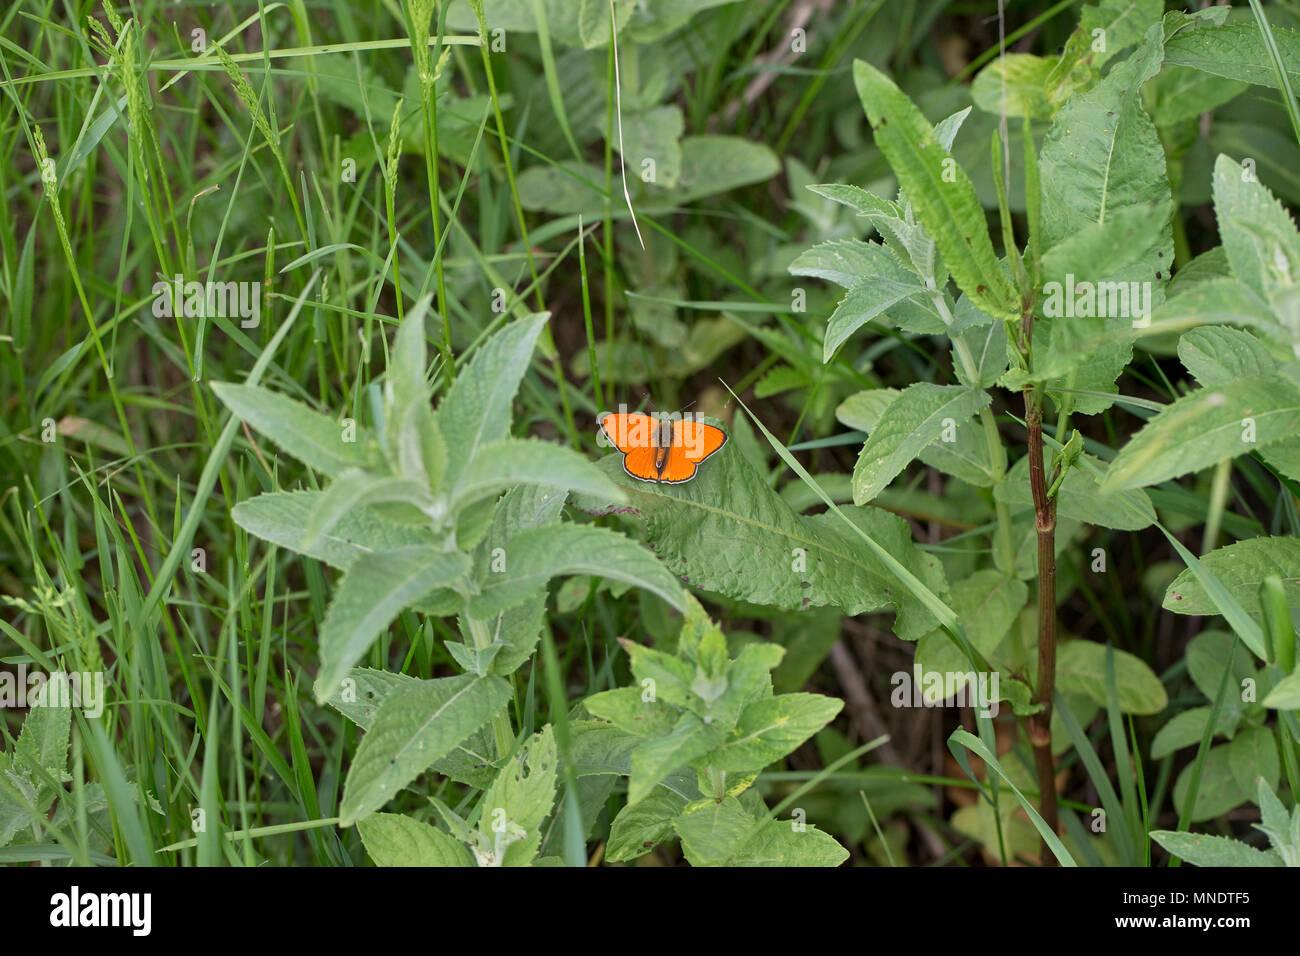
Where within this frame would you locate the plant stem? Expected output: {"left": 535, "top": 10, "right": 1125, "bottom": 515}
{"left": 1025, "top": 387, "right": 1059, "bottom": 865}
{"left": 467, "top": 617, "right": 515, "bottom": 758}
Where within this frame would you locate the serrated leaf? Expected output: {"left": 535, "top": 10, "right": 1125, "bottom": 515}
{"left": 1164, "top": 538, "right": 1300, "bottom": 617}
{"left": 314, "top": 547, "right": 471, "bottom": 703}
{"left": 1179, "top": 326, "right": 1280, "bottom": 388}
{"left": 468, "top": 523, "right": 684, "bottom": 618}
{"left": 628, "top": 714, "right": 724, "bottom": 805}
{"left": 477, "top": 725, "right": 557, "bottom": 866}
{"left": 605, "top": 788, "right": 686, "bottom": 862}
{"left": 340, "top": 674, "right": 511, "bottom": 825}
{"left": 598, "top": 443, "right": 949, "bottom": 641}
{"left": 674, "top": 795, "right": 847, "bottom": 866}
{"left": 709, "top": 694, "right": 843, "bottom": 772}
{"left": 1149, "top": 830, "right": 1282, "bottom": 867}
{"left": 451, "top": 437, "right": 625, "bottom": 510}
{"left": 358, "top": 812, "right": 474, "bottom": 866}
{"left": 852, "top": 384, "right": 991, "bottom": 504}
{"left": 852, "top": 60, "right": 1018, "bottom": 321}
{"left": 1101, "top": 375, "right": 1300, "bottom": 492}
{"left": 438, "top": 313, "right": 549, "bottom": 491}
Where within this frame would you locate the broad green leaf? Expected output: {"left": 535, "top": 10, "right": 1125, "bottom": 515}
{"left": 1039, "top": 23, "right": 1171, "bottom": 261}
{"left": 1101, "top": 374, "right": 1300, "bottom": 491}
{"left": 468, "top": 523, "right": 685, "bottom": 618}
{"left": 628, "top": 714, "right": 724, "bottom": 805}
{"left": 304, "top": 470, "right": 433, "bottom": 548}
{"left": 971, "top": 54, "right": 1055, "bottom": 119}
{"left": 1262, "top": 671, "right": 1300, "bottom": 710}
{"left": 853, "top": 384, "right": 992, "bottom": 504}
{"left": 997, "top": 449, "right": 1155, "bottom": 531}
{"left": 583, "top": 686, "right": 678, "bottom": 738}
{"left": 450, "top": 438, "right": 625, "bottom": 510}
{"left": 789, "top": 238, "right": 903, "bottom": 290}
{"left": 1055, "top": 640, "right": 1167, "bottom": 715}
{"left": 598, "top": 443, "right": 949, "bottom": 641}
{"left": 438, "top": 313, "right": 549, "bottom": 491}
{"left": 852, "top": 60, "right": 1018, "bottom": 321}
{"left": 212, "top": 381, "right": 373, "bottom": 476}
{"left": 915, "top": 571, "right": 1027, "bottom": 702}
{"left": 608, "top": 105, "right": 683, "bottom": 188}
{"left": 1149, "top": 830, "right": 1282, "bottom": 867}
{"left": 1164, "top": 538, "right": 1300, "bottom": 616}
{"left": 838, "top": 387, "right": 994, "bottom": 486}
{"left": 1165, "top": 21, "right": 1300, "bottom": 92}
{"left": 709, "top": 694, "right": 843, "bottom": 772}
{"left": 326, "top": 667, "right": 418, "bottom": 730}
{"left": 1172, "top": 744, "right": 1247, "bottom": 821}
{"left": 232, "top": 491, "right": 437, "bottom": 571}
{"left": 477, "top": 725, "right": 557, "bottom": 866}
{"left": 340, "top": 674, "right": 511, "bottom": 825}
{"left": 1179, "top": 326, "right": 1280, "bottom": 387}
{"left": 358, "top": 812, "right": 474, "bottom": 866}
{"left": 605, "top": 788, "right": 686, "bottom": 862}
{"left": 673, "top": 795, "right": 847, "bottom": 866}
{"left": 314, "top": 547, "right": 471, "bottom": 703}
{"left": 1150, "top": 706, "right": 1238, "bottom": 760}
{"left": 669, "top": 136, "right": 779, "bottom": 204}
{"left": 1227, "top": 725, "right": 1279, "bottom": 794}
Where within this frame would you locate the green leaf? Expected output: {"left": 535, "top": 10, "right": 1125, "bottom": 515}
{"left": 212, "top": 381, "right": 373, "bottom": 476}
{"left": 606, "top": 788, "right": 686, "bottom": 862}
{"left": 1149, "top": 830, "right": 1282, "bottom": 867}
{"left": 669, "top": 136, "right": 780, "bottom": 204}
{"left": 852, "top": 60, "right": 1018, "bottom": 321}
{"left": 673, "top": 795, "right": 848, "bottom": 866}
{"left": 1039, "top": 23, "right": 1171, "bottom": 257}
{"left": 358, "top": 812, "right": 474, "bottom": 866}
{"left": 1212, "top": 153, "right": 1300, "bottom": 332}
{"left": 709, "top": 694, "right": 843, "bottom": 772}
{"left": 628, "top": 714, "right": 724, "bottom": 805}
{"left": 608, "top": 105, "right": 683, "bottom": 188}
{"left": 599, "top": 442, "right": 949, "bottom": 641}
{"left": 438, "top": 313, "right": 549, "bottom": 491}
{"left": 1178, "top": 327, "right": 1280, "bottom": 388}
{"left": 1055, "top": 640, "right": 1167, "bottom": 715}
{"left": 340, "top": 674, "right": 511, "bottom": 825}
{"left": 451, "top": 438, "right": 625, "bottom": 510}
{"left": 1165, "top": 22, "right": 1300, "bottom": 92}
{"left": 326, "top": 667, "right": 417, "bottom": 730}
{"left": 852, "top": 384, "right": 992, "bottom": 504}
{"left": 304, "top": 470, "right": 433, "bottom": 549}
{"left": 314, "top": 547, "right": 471, "bottom": 703}
{"left": 584, "top": 686, "right": 678, "bottom": 738}
{"left": 1263, "top": 671, "right": 1300, "bottom": 710}
{"left": 232, "top": 491, "right": 437, "bottom": 571}
{"left": 915, "top": 571, "right": 1027, "bottom": 702}
{"left": 1227, "top": 726, "right": 1279, "bottom": 794}
{"left": 1173, "top": 744, "right": 1247, "bottom": 821}
{"left": 971, "top": 54, "right": 1055, "bottom": 119}
{"left": 1151, "top": 706, "right": 1238, "bottom": 760}
{"left": 476, "top": 725, "right": 558, "bottom": 866}
{"left": 1164, "top": 538, "right": 1300, "bottom": 617}
{"left": 468, "top": 523, "right": 685, "bottom": 618}
{"left": 1101, "top": 374, "right": 1300, "bottom": 492}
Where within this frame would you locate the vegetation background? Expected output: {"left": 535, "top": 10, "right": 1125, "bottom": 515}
{"left": 2, "top": 0, "right": 1299, "bottom": 867}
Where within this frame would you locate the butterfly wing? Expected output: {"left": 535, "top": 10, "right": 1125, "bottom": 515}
{"left": 598, "top": 412, "right": 663, "bottom": 482}
{"left": 658, "top": 419, "right": 727, "bottom": 484}
{"left": 597, "top": 411, "right": 657, "bottom": 454}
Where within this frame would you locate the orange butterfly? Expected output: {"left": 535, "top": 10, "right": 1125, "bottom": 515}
{"left": 597, "top": 411, "right": 727, "bottom": 484}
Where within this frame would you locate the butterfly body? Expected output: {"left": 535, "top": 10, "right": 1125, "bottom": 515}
{"left": 598, "top": 411, "right": 727, "bottom": 484}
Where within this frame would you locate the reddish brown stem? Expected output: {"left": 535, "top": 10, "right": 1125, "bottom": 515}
{"left": 1025, "top": 391, "right": 1059, "bottom": 866}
